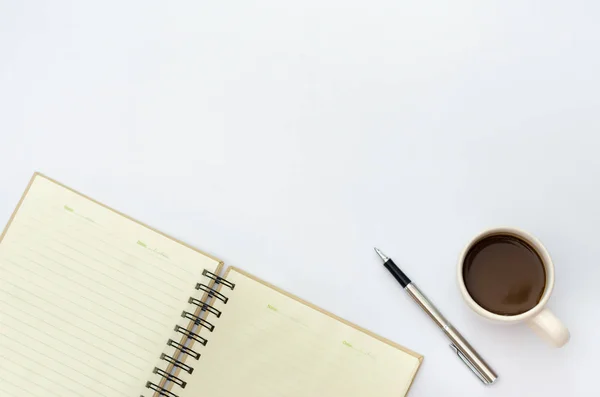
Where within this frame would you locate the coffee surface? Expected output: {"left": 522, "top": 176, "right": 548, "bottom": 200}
{"left": 463, "top": 234, "right": 546, "bottom": 315}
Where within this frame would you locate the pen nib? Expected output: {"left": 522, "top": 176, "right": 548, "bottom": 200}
{"left": 374, "top": 247, "right": 390, "bottom": 263}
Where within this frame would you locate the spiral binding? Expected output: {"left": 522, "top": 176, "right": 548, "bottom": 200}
{"left": 174, "top": 325, "right": 208, "bottom": 346}
{"left": 142, "top": 269, "right": 235, "bottom": 397}
{"left": 181, "top": 311, "right": 215, "bottom": 332}
{"left": 160, "top": 353, "right": 194, "bottom": 374}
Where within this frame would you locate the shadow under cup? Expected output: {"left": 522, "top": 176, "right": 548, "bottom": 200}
{"left": 461, "top": 233, "right": 547, "bottom": 317}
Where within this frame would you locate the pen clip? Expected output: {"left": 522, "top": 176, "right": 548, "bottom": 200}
{"left": 449, "top": 344, "right": 491, "bottom": 385}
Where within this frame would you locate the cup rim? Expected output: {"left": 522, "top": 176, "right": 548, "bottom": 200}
{"left": 457, "top": 227, "right": 555, "bottom": 323}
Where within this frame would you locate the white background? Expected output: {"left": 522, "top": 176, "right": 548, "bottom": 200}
{"left": 1, "top": 1, "right": 598, "bottom": 396}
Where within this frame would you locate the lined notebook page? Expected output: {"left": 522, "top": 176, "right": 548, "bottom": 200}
{"left": 0, "top": 174, "right": 221, "bottom": 397}
{"left": 179, "top": 268, "right": 422, "bottom": 397}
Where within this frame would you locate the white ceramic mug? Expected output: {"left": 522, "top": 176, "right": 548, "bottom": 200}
{"left": 457, "top": 227, "right": 570, "bottom": 348}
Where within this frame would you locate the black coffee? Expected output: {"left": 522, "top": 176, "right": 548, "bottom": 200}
{"left": 463, "top": 234, "right": 546, "bottom": 316}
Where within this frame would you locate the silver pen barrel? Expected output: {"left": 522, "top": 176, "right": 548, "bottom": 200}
{"left": 405, "top": 283, "right": 498, "bottom": 385}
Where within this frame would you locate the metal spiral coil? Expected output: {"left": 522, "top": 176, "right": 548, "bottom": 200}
{"left": 202, "top": 269, "right": 236, "bottom": 289}
{"left": 142, "top": 269, "right": 235, "bottom": 397}
{"left": 195, "top": 283, "right": 229, "bottom": 304}
{"left": 160, "top": 353, "right": 194, "bottom": 374}
{"left": 174, "top": 325, "right": 208, "bottom": 346}
{"left": 181, "top": 311, "right": 215, "bottom": 331}
{"left": 166, "top": 338, "right": 200, "bottom": 361}
{"left": 145, "top": 381, "right": 178, "bottom": 397}
{"left": 153, "top": 367, "right": 186, "bottom": 388}
{"left": 188, "top": 297, "right": 222, "bottom": 318}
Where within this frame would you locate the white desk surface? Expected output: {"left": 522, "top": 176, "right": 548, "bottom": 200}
{"left": 1, "top": 2, "right": 598, "bottom": 396}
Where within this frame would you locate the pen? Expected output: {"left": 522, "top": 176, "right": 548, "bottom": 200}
{"left": 374, "top": 247, "right": 498, "bottom": 385}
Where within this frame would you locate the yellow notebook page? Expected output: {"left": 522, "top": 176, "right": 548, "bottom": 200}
{"left": 0, "top": 174, "right": 221, "bottom": 397}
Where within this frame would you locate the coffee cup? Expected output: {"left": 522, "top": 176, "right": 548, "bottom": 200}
{"left": 457, "top": 227, "right": 570, "bottom": 347}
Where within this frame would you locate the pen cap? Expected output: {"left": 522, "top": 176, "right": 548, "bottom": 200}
{"left": 447, "top": 327, "right": 498, "bottom": 385}
{"left": 405, "top": 284, "right": 497, "bottom": 385}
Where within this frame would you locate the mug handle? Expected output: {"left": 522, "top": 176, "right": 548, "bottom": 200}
{"left": 527, "top": 308, "right": 570, "bottom": 347}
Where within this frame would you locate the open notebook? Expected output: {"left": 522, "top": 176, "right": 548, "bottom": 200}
{"left": 0, "top": 173, "right": 422, "bottom": 397}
